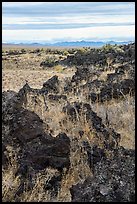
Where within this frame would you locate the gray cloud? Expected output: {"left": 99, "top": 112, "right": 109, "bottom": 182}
{"left": 3, "top": 22, "right": 134, "bottom": 30}
{"left": 2, "top": 2, "right": 135, "bottom": 17}
{"left": 2, "top": 2, "right": 135, "bottom": 43}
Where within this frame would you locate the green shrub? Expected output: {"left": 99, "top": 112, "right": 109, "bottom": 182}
{"left": 40, "top": 56, "right": 58, "bottom": 68}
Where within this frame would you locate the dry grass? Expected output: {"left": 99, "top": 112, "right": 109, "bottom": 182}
{"left": 2, "top": 68, "right": 75, "bottom": 92}
{"left": 2, "top": 113, "right": 95, "bottom": 202}
{"left": 2, "top": 46, "right": 62, "bottom": 70}
{"left": 2, "top": 46, "right": 135, "bottom": 202}
{"left": 20, "top": 168, "right": 59, "bottom": 202}
{"left": 54, "top": 65, "right": 64, "bottom": 73}
{"left": 2, "top": 146, "right": 20, "bottom": 202}
{"left": 91, "top": 95, "right": 135, "bottom": 149}
{"left": 57, "top": 115, "right": 94, "bottom": 201}
{"left": 98, "top": 69, "right": 115, "bottom": 81}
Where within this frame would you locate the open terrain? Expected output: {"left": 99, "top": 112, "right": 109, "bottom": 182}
{"left": 2, "top": 43, "right": 135, "bottom": 202}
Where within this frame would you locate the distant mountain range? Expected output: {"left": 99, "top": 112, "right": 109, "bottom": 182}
{"left": 3, "top": 40, "right": 134, "bottom": 47}
{"left": 52, "top": 40, "right": 134, "bottom": 47}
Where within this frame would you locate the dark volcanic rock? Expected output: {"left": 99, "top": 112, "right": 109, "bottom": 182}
{"left": 2, "top": 43, "right": 135, "bottom": 202}
{"left": 48, "top": 94, "right": 67, "bottom": 102}
{"left": 99, "top": 78, "right": 135, "bottom": 102}
{"left": 62, "top": 103, "right": 77, "bottom": 121}
{"left": 63, "top": 102, "right": 121, "bottom": 149}
{"left": 64, "top": 81, "right": 73, "bottom": 93}
{"left": 71, "top": 67, "right": 89, "bottom": 83}
{"left": 83, "top": 103, "right": 121, "bottom": 149}
{"left": 70, "top": 147, "right": 135, "bottom": 202}
{"left": 44, "top": 173, "right": 62, "bottom": 198}
{"left": 42, "top": 75, "right": 59, "bottom": 94}
{"left": 88, "top": 92, "right": 97, "bottom": 102}
{"left": 11, "top": 107, "right": 44, "bottom": 143}
{"left": 115, "top": 64, "right": 129, "bottom": 74}
{"left": 82, "top": 142, "right": 106, "bottom": 171}
{"left": 107, "top": 73, "right": 123, "bottom": 83}
{"left": 26, "top": 132, "right": 70, "bottom": 171}
{"left": 2, "top": 89, "right": 70, "bottom": 173}
{"left": 2, "top": 143, "right": 8, "bottom": 168}
{"left": 120, "top": 78, "right": 135, "bottom": 95}
{"left": 18, "top": 82, "right": 32, "bottom": 96}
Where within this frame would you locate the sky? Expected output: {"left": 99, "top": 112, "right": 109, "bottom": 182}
{"left": 2, "top": 2, "right": 135, "bottom": 43}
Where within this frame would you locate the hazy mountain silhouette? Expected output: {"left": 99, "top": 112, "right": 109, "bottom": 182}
{"left": 3, "top": 40, "right": 133, "bottom": 47}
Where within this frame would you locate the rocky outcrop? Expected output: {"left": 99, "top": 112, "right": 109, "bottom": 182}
{"left": 99, "top": 78, "right": 135, "bottom": 102}
{"left": 41, "top": 75, "right": 59, "bottom": 94}
{"left": 2, "top": 87, "right": 70, "bottom": 172}
{"left": 63, "top": 102, "right": 121, "bottom": 150}
{"left": 11, "top": 107, "right": 44, "bottom": 143}
{"left": 2, "top": 87, "right": 71, "bottom": 201}
{"left": 88, "top": 78, "right": 135, "bottom": 102}
{"left": 2, "top": 43, "right": 135, "bottom": 202}
{"left": 63, "top": 43, "right": 135, "bottom": 103}
{"left": 70, "top": 147, "right": 135, "bottom": 202}
{"left": 61, "top": 43, "right": 135, "bottom": 67}
{"left": 71, "top": 67, "right": 90, "bottom": 83}
{"left": 48, "top": 94, "right": 67, "bottom": 102}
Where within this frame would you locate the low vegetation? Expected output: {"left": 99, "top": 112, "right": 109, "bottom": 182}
{"left": 2, "top": 43, "right": 135, "bottom": 202}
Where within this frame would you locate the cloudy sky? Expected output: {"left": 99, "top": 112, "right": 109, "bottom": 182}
{"left": 2, "top": 2, "right": 135, "bottom": 43}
